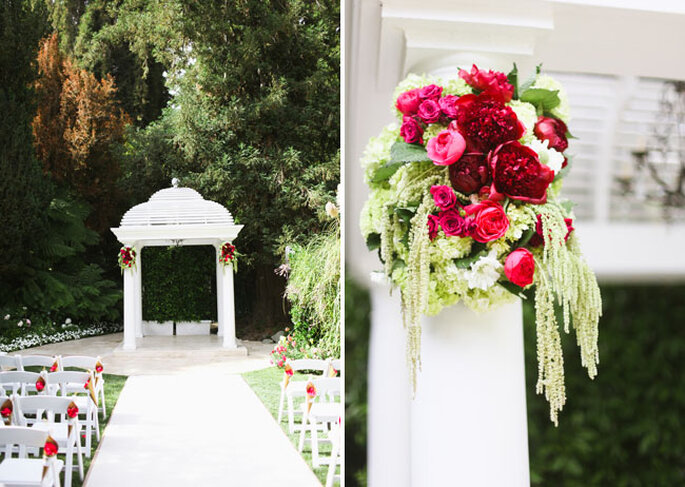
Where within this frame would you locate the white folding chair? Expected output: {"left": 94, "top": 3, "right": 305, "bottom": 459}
{"left": 0, "top": 354, "right": 21, "bottom": 372}
{"left": 298, "top": 377, "right": 341, "bottom": 468}
{"left": 59, "top": 356, "right": 107, "bottom": 419}
{"left": 326, "top": 420, "right": 342, "bottom": 487}
{"left": 45, "top": 371, "right": 99, "bottom": 457}
{"left": 277, "top": 358, "right": 331, "bottom": 434}
{"left": 327, "top": 358, "right": 341, "bottom": 377}
{"left": 12, "top": 395, "right": 84, "bottom": 487}
{"left": 17, "top": 355, "right": 59, "bottom": 372}
{"left": 0, "top": 371, "right": 41, "bottom": 396}
{"left": 0, "top": 426, "right": 63, "bottom": 487}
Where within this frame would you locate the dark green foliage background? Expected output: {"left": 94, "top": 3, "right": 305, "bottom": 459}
{"left": 344, "top": 282, "right": 685, "bottom": 486}
{"left": 141, "top": 246, "right": 217, "bottom": 322}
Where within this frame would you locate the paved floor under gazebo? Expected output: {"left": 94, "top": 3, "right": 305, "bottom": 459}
{"left": 20, "top": 336, "right": 321, "bottom": 487}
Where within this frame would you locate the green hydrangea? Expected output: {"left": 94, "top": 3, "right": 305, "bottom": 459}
{"left": 361, "top": 123, "right": 399, "bottom": 184}
{"left": 360, "top": 188, "right": 393, "bottom": 238}
{"left": 532, "top": 75, "right": 570, "bottom": 122}
{"left": 422, "top": 123, "right": 447, "bottom": 145}
{"left": 509, "top": 100, "right": 538, "bottom": 144}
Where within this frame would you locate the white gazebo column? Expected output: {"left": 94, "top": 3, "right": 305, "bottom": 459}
{"left": 218, "top": 259, "right": 237, "bottom": 348}
{"left": 122, "top": 257, "right": 138, "bottom": 351}
{"left": 215, "top": 244, "right": 225, "bottom": 337}
{"left": 134, "top": 246, "right": 143, "bottom": 338}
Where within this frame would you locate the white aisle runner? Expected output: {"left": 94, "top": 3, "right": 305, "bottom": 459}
{"left": 85, "top": 374, "right": 321, "bottom": 487}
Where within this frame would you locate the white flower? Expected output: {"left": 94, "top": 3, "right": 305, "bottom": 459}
{"left": 527, "top": 139, "right": 564, "bottom": 175}
{"left": 325, "top": 201, "right": 339, "bottom": 219}
{"left": 26, "top": 319, "right": 31, "bottom": 325}
{"left": 17, "top": 321, "right": 22, "bottom": 327}
{"left": 65, "top": 318, "right": 72, "bottom": 325}
{"left": 3, "top": 314, "right": 9, "bottom": 320}
{"left": 463, "top": 252, "right": 503, "bottom": 291}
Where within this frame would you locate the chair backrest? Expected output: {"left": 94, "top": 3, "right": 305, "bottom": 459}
{"left": 0, "top": 355, "right": 20, "bottom": 371}
{"left": 288, "top": 358, "right": 331, "bottom": 374}
{"left": 0, "top": 425, "right": 48, "bottom": 449}
{"left": 18, "top": 355, "right": 55, "bottom": 370}
{"left": 0, "top": 371, "right": 40, "bottom": 386}
{"left": 311, "top": 377, "right": 341, "bottom": 401}
{"left": 15, "top": 395, "right": 75, "bottom": 416}
{"left": 46, "top": 371, "right": 90, "bottom": 388}
{"left": 328, "top": 359, "right": 341, "bottom": 376}
{"left": 60, "top": 356, "right": 98, "bottom": 370}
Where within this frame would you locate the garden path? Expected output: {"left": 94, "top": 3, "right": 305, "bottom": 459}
{"left": 21, "top": 334, "right": 321, "bottom": 487}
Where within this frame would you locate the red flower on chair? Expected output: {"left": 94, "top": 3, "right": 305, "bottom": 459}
{"left": 306, "top": 382, "right": 317, "bottom": 399}
{"left": 1, "top": 407, "right": 11, "bottom": 418}
{"left": 35, "top": 377, "right": 45, "bottom": 392}
{"left": 67, "top": 403, "right": 79, "bottom": 419}
{"left": 44, "top": 437, "right": 59, "bottom": 457}
{"left": 84, "top": 378, "right": 90, "bottom": 390}
{"left": 95, "top": 361, "right": 104, "bottom": 373}
{"left": 284, "top": 364, "right": 294, "bottom": 377}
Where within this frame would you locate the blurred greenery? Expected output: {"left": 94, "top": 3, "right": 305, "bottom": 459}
{"left": 344, "top": 282, "right": 685, "bottom": 486}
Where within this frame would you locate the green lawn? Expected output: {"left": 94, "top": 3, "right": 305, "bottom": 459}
{"left": 243, "top": 367, "right": 339, "bottom": 486}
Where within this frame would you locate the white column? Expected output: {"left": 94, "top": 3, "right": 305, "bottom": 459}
{"left": 215, "top": 244, "right": 224, "bottom": 337}
{"left": 410, "top": 300, "right": 530, "bottom": 487}
{"left": 367, "top": 280, "right": 411, "bottom": 487}
{"left": 219, "top": 263, "right": 237, "bottom": 348}
{"left": 135, "top": 247, "right": 143, "bottom": 338}
{"left": 122, "top": 265, "right": 137, "bottom": 351}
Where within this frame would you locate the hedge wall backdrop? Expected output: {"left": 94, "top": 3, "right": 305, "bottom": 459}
{"left": 344, "top": 283, "right": 685, "bottom": 486}
{"left": 141, "top": 246, "right": 216, "bottom": 323}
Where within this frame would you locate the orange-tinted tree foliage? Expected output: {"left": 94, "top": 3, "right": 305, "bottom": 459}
{"left": 33, "top": 33, "right": 131, "bottom": 232}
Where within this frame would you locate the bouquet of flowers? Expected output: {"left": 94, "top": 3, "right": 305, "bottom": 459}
{"left": 360, "top": 64, "right": 601, "bottom": 424}
{"left": 118, "top": 246, "right": 136, "bottom": 272}
{"left": 219, "top": 242, "right": 239, "bottom": 271}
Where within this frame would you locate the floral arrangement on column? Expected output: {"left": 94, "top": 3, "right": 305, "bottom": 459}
{"left": 219, "top": 242, "right": 239, "bottom": 271}
{"left": 360, "top": 64, "right": 601, "bottom": 424}
{"left": 118, "top": 246, "right": 136, "bottom": 272}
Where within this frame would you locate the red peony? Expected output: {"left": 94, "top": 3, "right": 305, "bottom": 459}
{"left": 458, "top": 65, "right": 515, "bottom": 103}
{"left": 67, "top": 405, "right": 79, "bottom": 418}
{"left": 418, "top": 84, "right": 443, "bottom": 101}
{"left": 454, "top": 95, "right": 525, "bottom": 152}
{"left": 426, "top": 129, "right": 466, "bottom": 166}
{"left": 395, "top": 88, "right": 422, "bottom": 115}
{"left": 489, "top": 141, "right": 555, "bottom": 204}
{"left": 438, "top": 95, "right": 459, "bottom": 119}
{"left": 427, "top": 214, "right": 440, "bottom": 240}
{"left": 448, "top": 153, "right": 490, "bottom": 195}
{"left": 417, "top": 99, "right": 441, "bottom": 124}
{"left": 534, "top": 116, "right": 569, "bottom": 153}
{"left": 438, "top": 209, "right": 473, "bottom": 238}
{"left": 400, "top": 116, "right": 424, "bottom": 144}
{"left": 464, "top": 200, "right": 509, "bottom": 243}
{"left": 504, "top": 248, "right": 536, "bottom": 287}
{"left": 430, "top": 185, "right": 457, "bottom": 210}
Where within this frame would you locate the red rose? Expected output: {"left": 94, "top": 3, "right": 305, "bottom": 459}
{"left": 49, "top": 363, "right": 57, "bottom": 372}
{"left": 458, "top": 65, "right": 515, "bottom": 102}
{"left": 489, "top": 141, "right": 555, "bottom": 204}
{"left": 35, "top": 379, "right": 45, "bottom": 392}
{"left": 84, "top": 379, "right": 90, "bottom": 390}
{"left": 448, "top": 153, "right": 490, "bottom": 195}
{"left": 284, "top": 364, "right": 294, "bottom": 377}
{"left": 418, "top": 84, "right": 443, "bottom": 101}
{"left": 464, "top": 200, "right": 509, "bottom": 243}
{"left": 427, "top": 214, "right": 440, "bottom": 240}
{"left": 504, "top": 248, "right": 535, "bottom": 287}
{"left": 306, "top": 383, "right": 317, "bottom": 398}
{"left": 455, "top": 94, "right": 525, "bottom": 152}
{"left": 0, "top": 407, "right": 11, "bottom": 418}
{"left": 417, "top": 99, "right": 441, "bottom": 124}
{"left": 67, "top": 405, "right": 79, "bottom": 418}
{"left": 426, "top": 129, "right": 466, "bottom": 166}
{"left": 400, "top": 116, "right": 424, "bottom": 144}
{"left": 529, "top": 216, "right": 574, "bottom": 247}
{"left": 534, "top": 116, "right": 569, "bottom": 153}
{"left": 396, "top": 88, "right": 421, "bottom": 115}
{"left": 438, "top": 95, "right": 459, "bottom": 119}
{"left": 430, "top": 185, "right": 457, "bottom": 210}
{"left": 44, "top": 438, "right": 59, "bottom": 457}
{"left": 96, "top": 364, "right": 103, "bottom": 373}
{"left": 438, "top": 209, "right": 473, "bottom": 238}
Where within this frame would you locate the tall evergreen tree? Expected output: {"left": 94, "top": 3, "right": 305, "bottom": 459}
{"left": 0, "top": 0, "right": 51, "bottom": 294}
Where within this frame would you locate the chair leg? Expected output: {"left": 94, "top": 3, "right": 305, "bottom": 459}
{"left": 326, "top": 432, "right": 339, "bottom": 487}
{"left": 277, "top": 388, "right": 285, "bottom": 424}
{"left": 100, "top": 386, "right": 107, "bottom": 420}
{"left": 298, "top": 411, "right": 308, "bottom": 452}
{"left": 93, "top": 406, "right": 100, "bottom": 441}
{"left": 287, "top": 395, "right": 295, "bottom": 434}
{"left": 84, "top": 413, "right": 92, "bottom": 457}
{"left": 65, "top": 442, "right": 73, "bottom": 487}
{"left": 75, "top": 425, "right": 84, "bottom": 480}
{"left": 310, "top": 416, "right": 319, "bottom": 468}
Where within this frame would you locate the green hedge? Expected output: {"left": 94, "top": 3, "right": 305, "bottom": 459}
{"left": 141, "top": 246, "right": 216, "bottom": 322}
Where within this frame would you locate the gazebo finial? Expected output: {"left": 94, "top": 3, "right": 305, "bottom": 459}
{"left": 172, "top": 177, "right": 180, "bottom": 188}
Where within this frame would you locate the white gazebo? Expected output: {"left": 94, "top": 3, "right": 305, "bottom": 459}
{"left": 111, "top": 179, "right": 243, "bottom": 351}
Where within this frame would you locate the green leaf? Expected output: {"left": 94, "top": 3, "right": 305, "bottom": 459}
{"left": 519, "top": 63, "right": 542, "bottom": 94}
{"left": 394, "top": 205, "right": 418, "bottom": 224}
{"left": 389, "top": 141, "right": 432, "bottom": 164}
{"left": 370, "top": 161, "right": 405, "bottom": 184}
{"left": 453, "top": 242, "right": 487, "bottom": 269}
{"left": 520, "top": 88, "right": 560, "bottom": 113}
{"left": 559, "top": 200, "right": 576, "bottom": 214}
{"left": 365, "top": 233, "right": 381, "bottom": 251}
{"left": 515, "top": 227, "right": 535, "bottom": 249}
{"left": 507, "top": 63, "right": 519, "bottom": 99}
{"left": 499, "top": 280, "right": 528, "bottom": 299}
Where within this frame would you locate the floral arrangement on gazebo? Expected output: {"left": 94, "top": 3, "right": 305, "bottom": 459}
{"left": 361, "top": 64, "right": 601, "bottom": 424}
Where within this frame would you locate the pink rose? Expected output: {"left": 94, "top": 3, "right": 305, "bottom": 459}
{"left": 430, "top": 185, "right": 457, "bottom": 210}
{"left": 504, "top": 248, "right": 535, "bottom": 287}
{"left": 400, "top": 116, "right": 424, "bottom": 144}
{"left": 419, "top": 84, "right": 443, "bottom": 101}
{"left": 426, "top": 129, "right": 466, "bottom": 166}
{"left": 464, "top": 200, "right": 509, "bottom": 243}
{"left": 396, "top": 89, "right": 422, "bottom": 115}
{"left": 427, "top": 214, "right": 440, "bottom": 240}
{"left": 438, "top": 209, "right": 473, "bottom": 238}
{"left": 438, "top": 95, "right": 459, "bottom": 119}
{"left": 417, "top": 99, "right": 441, "bottom": 124}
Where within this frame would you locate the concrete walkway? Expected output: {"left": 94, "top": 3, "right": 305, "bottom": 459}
{"left": 19, "top": 334, "right": 321, "bottom": 487}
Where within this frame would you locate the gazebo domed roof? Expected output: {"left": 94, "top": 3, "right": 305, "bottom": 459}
{"left": 120, "top": 186, "right": 234, "bottom": 227}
